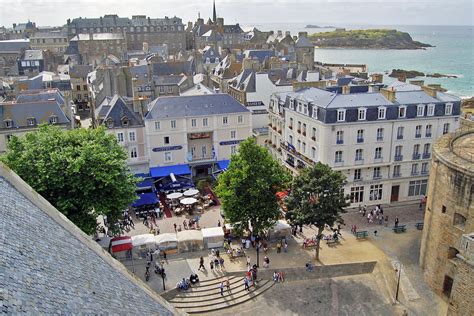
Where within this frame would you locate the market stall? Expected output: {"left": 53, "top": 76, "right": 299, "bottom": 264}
{"left": 131, "top": 234, "right": 156, "bottom": 250}
{"left": 267, "top": 220, "right": 292, "bottom": 241}
{"left": 202, "top": 227, "right": 225, "bottom": 249}
{"left": 177, "top": 230, "right": 204, "bottom": 253}
{"left": 155, "top": 233, "right": 178, "bottom": 254}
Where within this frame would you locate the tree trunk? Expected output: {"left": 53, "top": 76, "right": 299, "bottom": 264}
{"left": 315, "top": 226, "right": 323, "bottom": 261}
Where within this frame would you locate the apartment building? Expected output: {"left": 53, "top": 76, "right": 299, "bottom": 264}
{"left": 268, "top": 83, "right": 461, "bottom": 206}
{"left": 144, "top": 94, "right": 252, "bottom": 177}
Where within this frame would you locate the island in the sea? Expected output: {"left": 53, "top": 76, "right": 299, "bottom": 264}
{"left": 389, "top": 69, "right": 458, "bottom": 79}
{"left": 305, "top": 24, "right": 336, "bottom": 29}
{"left": 308, "top": 29, "right": 433, "bottom": 49}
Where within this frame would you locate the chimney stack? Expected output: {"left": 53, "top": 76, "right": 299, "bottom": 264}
{"left": 397, "top": 73, "right": 406, "bottom": 82}
{"left": 380, "top": 87, "right": 396, "bottom": 102}
{"left": 409, "top": 80, "right": 424, "bottom": 87}
{"left": 298, "top": 31, "right": 308, "bottom": 38}
{"left": 342, "top": 85, "right": 350, "bottom": 94}
{"left": 421, "top": 85, "right": 438, "bottom": 98}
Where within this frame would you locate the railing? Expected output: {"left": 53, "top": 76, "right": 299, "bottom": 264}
{"left": 412, "top": 154, "right": 421, "bottom": 160}
{"left": 377, "top": 137, "right": 383, "bottom": 141}
{"left": 336, "top": 139, "right": 344, "bottom": 145}
{"left": 392, "top": 173, "right": 401, "bottom": 178}
{"left": 357, "top": 138, "right": 364, "bottom": 143}
{"left": 411, "top": 171, "right": 419, "bottom": 176}
{"left": 415, "top": 134, "right": 421, "bottom": 139}
{"left": 334, "top": 160, "right": 344, "bottom": 167}
{"left": 394, "top": 155, "right": 403, "bottom": 162}
{"left": 422, "top": 153, "right": 431, "bottom": 159}
{"left": 355, "top": 159, "right": 364, "bottom": 165}
{"left": 280, "top": 141, "right": 315, "bottom": 166}
{"left": 425, "top": 133, "right": 432, "bottom": 137}
{"left": 374, "top": 157, "right": 383, "bottom": 163}
{"left": 421, "top": 170, "right": 429, "bottom": 175}
{"left": 373, "top": 175, "right": 382, "bottom": 180}
{"left": 354, "top": 177, "right": 363, "bottom": 182}
{"left": 397, "top": 135, "right": 403, "bottom": 140}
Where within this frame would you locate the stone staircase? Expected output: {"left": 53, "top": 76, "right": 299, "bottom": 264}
{"left": 166, "top": 275, "right": 274, "bottom": 314}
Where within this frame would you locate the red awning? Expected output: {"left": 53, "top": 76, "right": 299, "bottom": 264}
{"left": 276, "top": 191, "right": 288, "bottom": 200}
{"left": 111, "top": 236, "right": 133, "bottom": 253}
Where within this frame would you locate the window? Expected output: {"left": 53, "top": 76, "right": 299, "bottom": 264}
{"left": 117, "top": 133, "right": 124, "bottom": 142}
{"left": 413, "top": 144, "right": 420, "bottom": 155}
{"left": 201, "top": 146, "right": 207, "bottom": 158}
{"left": 355, "top": 149, "right": 363, "bottom": 161}
{"left": 427, "top": 104, "right": 435, "bottom": 116}
{"left": 453, "top": 213, "right": 466, "bottom": 229}
{"left": 350, "top": 186, "right": 364, "bottom": 203}
{"left": 337, "top": 109, "right": 346, "bottom": 122}
{"left": 288, "top": 135, "right": 293, "bottom": 145}
{"left": 223, "top": 116, "right": 228, "bottom": 125}
{"left": 4, "top": 119, "right": 13, "bottom": 128}
{"left": 378, "top": 107, "right": 386, "bottom": 119}
{"left": 191, "top": 119, "right": 196, "bottom": 127}
{"left": 354, "top": 169, "right": 362, "bottom": 181}
{"left": 231, "top": 145, "right": 237, "bottom": 154}
{"left": 369, "top": 184, "right": 383, "bottom": 200}
{"left": 5, "top": 134, "right": 13, "bottom": 142}
{"left": 164, "top": 136, "right": 170, "bottom": 144}
{"left": 302, "top": 123, "right": 306, "bottom": 135}
{"left": 302, "top": 142, "right": 306, "bottom": 154}
{"left": 447, "top": 247, "right": 459, "bottom": 259}
{"left": 238, "top": 115, "right": 243, "bottom": 124}
{"left": 289, "top": 98, "right": 294, "bottom": 110}
{"left": 130, "top": 147, "right": 138, "bottom": 158}
{"left": 397, "top": 126, "right": 404, "bottom": 140}
{"left": 129, "top": 131, "right": 136, "bottom": 142}
{"left": 393, "top": 165, "right": 401, "bottom": 177}
{"left": 441, "top": 205, "right": 447, "bottom": 213}
{"left": 421, "top": 162, "right": 429, "bottom": 174}
{"left": 289, "top": 117, "right": 293, "bottom": 129}
{"left": 373, "top": 167, "right": 381, "bottom": 179}
{"left": 170, "top": 120, "right": 177, "bottom": 129}
{"left": 164, "top": 152, "right": 172, "bottom": 162}
{"left": 395, "top": 145, "right": 403, "bottom": 161}
{"left": 357, "top": 129, "right": 364, "bottom": 143}
{"left": 297, "top": 140, "right": 301, "bottom": 151}
{"left": 408, "top": 179, "right": 428, "bottom": 196}
{"left": 311, "top": 128, "right": 317, "bottom": 140}
{"left": 159, "top": 86, "right": 165, "bottom": 94}
{"left": 445, "top": 103, "right": 453, "bottom": 115}
{"left": 155, "top": 121, "right": 161, "bottom": 130}
{"left": 312, "top": 106, "right": 318, "bottom": 119}
{"left": 358, "top": 108, "right": 366, "bottom": 120}
{"left": 49, "top": 116, "right": 58, "bottom": 124}
{"left": 335, "top": 151, "right": 343, "bottom": 163}
{"left": 425, "top": 125, "right": 432, "bottom": 137}
{"left": 76, "top": 84, "right": 81, "bottom": 91}
{"left": 303, "top": 104, "right": 308, "bottom": 115}
{"left": 415, "top": 125, "right": 422, "bottom": 138}
{"left": 417, "top": 104, "right": 425, "bottom": 117}
{"left": 411, "top": 163, "right": 419, "bottom": 175}
{"left": 167, "top": 86, "right": 173, "bottom": 94}
{"left": 311, "top": 147, "right": 316, "bottom": 159}
{"left": 230, "top": 131, "right": 236, "bottom": 139}
{"left": 423, "top": 143, "right": 431, "bottom": 156}
{"left": 297, "top": 121, "right": 301, "bottom": 132}
{"left": 336, "top": 131, "right": 343, "bottom": 144}
{"left": 443, "top": 123, "right": 450, "bottom": 134}
{"left": 27, "top": 118, "right": 36, "bottom": 126}
{"left": 203, "top": 118, "right": 209, "bottom": 127}
{"left": 376, "top": 128, "right": 384, "bottom": 141}
{"left": 375, "top": 147, "right": 382, "bottom": 159}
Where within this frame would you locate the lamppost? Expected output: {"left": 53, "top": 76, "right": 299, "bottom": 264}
{"left": 395, "top": 263, "right": 402, "bottom": 302}
{"left": 256, "top": 244, "right": 260, "bottom": 268}
{"left": 161, "top": 272, "right": 166, "bottom": 291}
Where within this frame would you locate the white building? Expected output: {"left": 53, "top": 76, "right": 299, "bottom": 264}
{"left": 268, "top": 83, "right": 461, "bottom": 206}
{"left": 144, "top": 94, "right": 252, "bottom": 177}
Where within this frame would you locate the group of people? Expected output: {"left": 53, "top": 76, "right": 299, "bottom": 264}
{"left": 173, "top": 218, "right": 199, "bottom": 232}
{"left": 272, "top": 271, "right": 284, "bottom": 282}
{"left": 359, "top": 204, "right": 388, "bottom": 226}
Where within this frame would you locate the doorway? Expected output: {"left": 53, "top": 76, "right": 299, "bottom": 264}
{"left": 443, "top": 275, "right": 454, "bottom": 298}
{"left": 391, "top": 185, "right": 400, "bottom": 202}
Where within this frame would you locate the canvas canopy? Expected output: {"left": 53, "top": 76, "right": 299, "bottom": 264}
{"left": 268, "top": 220, "right": 292, "bottom": 240}
{"left": 177, "top": 230, "right": 204, "bottom": 252}
{"left": 131, "top": 234, "right": 156, "bottom": 249}
{"left": 202, "top": 227, "right": 225, "bottom": 249}
{"left": 110, "top": 236, "right": 132, "bottom": 253}
{"left": 155, "top": 233, "right": 178, "bottom": 252}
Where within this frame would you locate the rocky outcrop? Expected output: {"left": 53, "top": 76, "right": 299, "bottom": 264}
{"left": 389, "top": 69, "right": 425, "bottom": 79}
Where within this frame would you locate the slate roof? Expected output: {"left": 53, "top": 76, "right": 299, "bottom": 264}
{"left": 146, "top": 94, "right": 249, "bottom": 120}
{"left": 243, "top": 49, "right": 274, "bottom": 63}
{"left": 98, "top": 94, "right": 143, "bottom": 127}
{"left": 229, "top": 69, "right": 256, "bottom": 92}
{"left": 0, "top": 101, "right": 70, "bottom": 128}
{"left": 70, "top": 33, "right": 124, "bottom": 41}
{"left": 387, "top": 80, "right": 422, "bottom": 92}
{"left": 295, "top": 36, "right": 313, "bottom": 47}
{"left": 152, "top": 61, "right": 193, "bottom": 76}
{"left": 0, "top": 164, "right": 176, "bottom": 315}
{"left": 69, "top": 64, "right": 93, "bottom": 78}
{"left": 16, "top": 89, "right": 65, "bottom": 106}
{"left": 154, "top": 74, "right": 187, "bottom": 86}
{"left": 69, "top": 15, "right": 183, "bottom": 28}
{"left": 180, "top": 83, "right": 215, "bottom": 96}
{"left": 0, "top": 39, "right": 29, "bottom": 53}
{"left": 223, "top": 24, "right": 244, "bottom": 33}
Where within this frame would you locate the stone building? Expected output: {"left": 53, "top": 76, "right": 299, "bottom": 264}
{"left": 69, "top": 33, "right": 127, "bottom": 66}
{"left": 68, "top": 64, "right": 93, "bottom": 111}
{"left": 29, "top": 29, "right": 69, "bottom": 54}
{"left": 419, "top": 127, "right": 473, "bottom": 315}
{"left": 0, "top": 39, "right": 30, "bottom": 76}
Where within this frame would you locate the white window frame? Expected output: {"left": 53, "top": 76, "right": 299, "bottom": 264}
{"left": 128, "top": 131, "right": 136, "bottom": 142}
{"left": 398, "top": 106, "right": 406, "bottom": 118}
{"left": 358, "top": 108, "right": 366, "bottom": 121}
{"left": 289, "top": 98, "right": 294, "bottom": 110}
{"left": 170, "top": 120, "right": 177, "bottom": 129}
{"left": 154, "top": 121, "right": 161, "bottom": 130}
{"left": 445, "top": 103, "right": 453, "bottom": 115}
{"left": 230, "top": 130, "right": 236, "bottom": 139}
{"left": 377, "top": 107, "right": 386, "bottom": 120}
{"left": 312, "top": 106, "right": 318, "bottom": 119}
{"left": 417, "top": 104, "right": 425, "bottom": 117}
{"left": 231, "top": 145, "right": 237, "bottom": 154}
{"left": 164, "top": 152, "right": 172, "bottom": 162}
{"left": 223, "top": 116, "right": 228, "bottom": 125}
{"left": 117, "top": 132, "right": 124, "bottom": 143}
{"left": 129, "top": 147, "right": 138, "bottom": 158}
{"left": 203, "top": 118, "right": 209, "bottom": 127}
{"left": 191, "top": 119, "right": 197, "bottom": 127}
{"left": 427, "top": 104, "right": 435, "bottom": 116}
{"left": 337, "top": 109, "right": 346, "bottom": 122}
{"left": 238, "top": 115, "right": 243, "bottom": 124}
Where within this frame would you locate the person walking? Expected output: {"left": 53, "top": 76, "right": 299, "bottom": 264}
{"left": 276, "top": 241, "right": 281, "bottom": 253}
{"left": 173, "top": 223, "right": 177, "bottom": 232}
{"left": 384, "top": 216, "right": 389, "bottom": 227}
{"left": 284, "top": 240, "right": 288, "bottom": 253}
{"left": 226, "top": 278, "right": 231, "bottom": 292}
{"left": 244, "top": 277, "right": 250, "bottom": 291}
{"left": 246, "top": 256, "right": 251, "bottom": 267}
{"left": 198, "top": 256, "right": 205, "bottom": 271}
{"left": 219, "top": 282, "right": 224, "bottom": 296}
{"left": 217, "top": 220, "right": 221, "bottom": 227}
{"left": 210, "top": 260, "right": 214, "bottom": 272}
{"left": 395, "top": 217, "right": 399, "bottom": 227}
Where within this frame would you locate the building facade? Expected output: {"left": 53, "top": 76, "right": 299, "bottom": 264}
{"left": 268, "top": 85, "right": 461, "bottom": 206}
{"left": 69, "top": 33, "right": 127, "bottom": 65}
{"left": 144, "top": 94, "right": 252, "bottom": 176}
{"left": 29, "top": 30, "right": 69, "bottom": 54}
{"left": 419, "top": 127, "right": 473, "bottom": 315}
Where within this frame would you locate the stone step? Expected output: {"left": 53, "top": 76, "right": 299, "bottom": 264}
{"left": 176, "top": 280, "right": 275, "bottom": 314}
{"left": 176, "top": 276, "right": 244, "bottom": 294}
{"left": 171, "top": 279, "right": 261, "bottom": 301}
{"left": 190, "top": 274, "right": 238, "bottom": 287}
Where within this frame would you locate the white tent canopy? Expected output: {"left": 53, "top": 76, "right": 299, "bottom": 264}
{"left": 167, "top": 192, "right": 183, "bottom": 199}
{"left": 177, "top": 230, "right": 204, "bottom": 252}
{"left": 181, "top": 197, "right": 198, "bottom": 205}
{"left": 183, "top": 189, "right": 199, "bottom": 197}
{"left": 268, "top": 220, "right": 292, "bottom": 240}
{"left": 155, "top": 233, "right": 178, "bottom": 252}
{"left": 131, "top": 234, "right": 156, "bottom": 248}
{"left": 202, "top": 227, "right": 225, "bottom": 249}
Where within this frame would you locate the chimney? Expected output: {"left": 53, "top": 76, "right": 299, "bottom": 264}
{"left": 285, "top": 31, "right": 291, "bottom": 36}
{"left": 397, "top": 73, "right": 406, "bottom": 82}
{"left": 13, "top": 23, "right": 16, "bottom": 28}
{"left": 187, "top": 21, "right": 192, "bottom": 29}
{"left": 380, "top": 88, "right": 396, "bottom": 102}
{"left": 143, "top": 42, "right": 149, "bottom": 53}
{"left": 421, "top": 85, "right": 438, "bottom": 98}
{"left": 100, "top": 17, "right": 103, "bottom": 25}
{"left": 217, "top": 18, "right": 224, "bottom": 27}
{"left": 409, "top": 80, "right": 424, "bottom": 87}
{"left": 298, "top": 31, "right": 308, "bottom": 38}
{"left": 277, "top": 30, "right": 282, "bottom": 36}
{"left": 371, "top": 73, "right": 383, "bottom": 83}
{"left": 342, "top": 85, "right": 350, "bottom": 94}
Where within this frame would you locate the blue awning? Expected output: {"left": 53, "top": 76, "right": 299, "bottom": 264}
{"left": 217, "top": 160, "right": 230, "bottom": 171}
{"left": 150, "top": 164, "right": 191, "bottom": 178}
{"left": 136, "top": 178, "right": 154, "bottom": 189}
{"left": 131, "top": 193, "right": 159, "bottom": 207}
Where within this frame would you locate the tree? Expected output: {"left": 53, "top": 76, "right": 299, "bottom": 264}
{"left": 1, "top": 125, "right": 137, "bottom": 235}
{"left": 285, "top": 162, "right": 349, "bottom": 260}
{"left": 215, "top": 138, "right": 290, "bottom": 237}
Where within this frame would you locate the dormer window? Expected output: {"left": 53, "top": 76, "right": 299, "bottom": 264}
{"left": 337, "top": 109, "right": 346, "bottom": 122}
{"left": 49, "top": 115, "right": 58, "bottom": 124}
{"left": 445, "top": 103, "right": 453, "bottom": 115}
{"left": 289, "top": 98, "right": 294, "bottom": 110}
{"left": 106, "top": 118, "right": 114, "bottom": 128}
{"left": 358, "top": 108, "right": 366, "bottom": 121}
{"left": 378, "top": 106, "right": 386, "bottom": 120}
{"left": 27, "top": 117, "right": 36, "bottom": 126}
{"left": 312, "top": 106, "right": 318, "bottom": 119}
{"left": 4, "top": 119, "right": 13, "bottom": 128}
{"left": 121, "top": 116, "right": 129, "bottom": 127}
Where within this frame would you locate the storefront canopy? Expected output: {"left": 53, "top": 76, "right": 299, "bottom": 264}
{"left": 217, "top": 160, "right": 230, "bottom": 171}
{"left": 131, "top": 234, "right": 156, "bottom": 248}
{"left": 150, "top": 164, "right": 191, "bottom": 178}
{"left": 131, "top": 193, "right": 159, "bottom": 208}
{"left": 110, "top": 236, "right": 132, "bottom": 253}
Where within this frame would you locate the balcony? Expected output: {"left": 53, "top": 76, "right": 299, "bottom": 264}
{"left": 394, "top": 155, "right": 403, "bottom": 162}
{"left": 373, "top": 175, "right": 382, "bottom": 180}
{"left": 280, "top": 141, "right": 315, "bottom": 166}
{"left": 376, "top": 137, "right": 383, "bottom": 141}
{"left": 392, "top": 173, "right": 402, "bottom": 178}
{"left": 354, "top": 177, "right": 363, "bottom": 182}
{"left": 397, "top": 135, "right": 404, "bottom": 140}
{"left": 357, "top": 138, "right": 364, "bottom": 143}
{"left": 374, "top": 157, "right": 383, "bottom": 163}
{"left": 415, "top": 134, "right": 421, "bottom": 139}
{"left": 334, "top": 160, "right": 344, "bottom": 167}
{"left": 411, "top": 171, "right": 419, "bottom": 176}
{"left": 426, "top": 133, "right": 432, "bottom": 138}
{"left": 412, "top": 153, "right": 421, "bottom": 160}
{"left": 355, "top": 159, "right": 364, "bottom": 165}
{"left": 421, "top": 170, "right": 429, "bottom": 175}
{"left": 423, "top": 153, "right": 431, "bottom": 159}
{"left": 336, "top": 139, "right": 344, "bottom": 145}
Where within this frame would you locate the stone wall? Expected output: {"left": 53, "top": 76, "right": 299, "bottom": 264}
{"left": 447, "top": 254, "right": 474, "bottom": 315}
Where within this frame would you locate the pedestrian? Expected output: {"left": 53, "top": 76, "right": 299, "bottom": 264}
{"left": 246, "top": 256, "right": 251, "bottom": 267}
{"left": 363, "top": 205, "right": 367, "bottom": 217}
{"left": 374, "top": 230, "right": 378, "bottom": 236}
{"left": 358, "top": 204, "right": 362, "bottom": 213}
{"left": 244, "top": 277, "right": 250, "bottom": 291}
{"left": 284, "top": 240, "right": 288, "bottom": 253}
{"left": 379, "top": 216, "right": 383, "bottom": 225}
{"left": 276, "top": 241, "right": 281, "bottom": 253}
{"left": 163, "top": 250, "right": 167, "bottom": 261}
{"left": 263, "top": 256, "right": 270, "bottom": 268}
{"left": 219, "top": 282, "right": 224, "bottom": 296}
{"left": 384, "top": 216, "right": 389, "bottom": 227}
{"left": 216, "top": 249, "right": 220, "bottom": 258}
{"left": 173, "top": 223, "right": 177, "bottom": 232}
{"left": 395, "top": 217, "right": 399, "bottom": 227}
{"left": 226, "top": 278, "right": 231, "bottom": 292}
{"left": 217, "top": 220, "right": 221, "bottom": 227}
{"left": 210, "top": 260, "right": 214, "bottom": 271}
{"left": 198, "top": 256, "right": 205, "bottom": 270}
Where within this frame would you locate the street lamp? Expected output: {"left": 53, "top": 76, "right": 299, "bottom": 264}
{"left": 256, "top": 244, "right": 260, "bottom": 268}
{"left": 395, "top": 263, "right": 402, "bottom": 302}
{"left": 161, "top": 272, "right": 166, "bottom": 291}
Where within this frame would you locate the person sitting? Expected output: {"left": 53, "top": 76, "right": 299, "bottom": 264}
{"left": 189, "top": 273, "right": 199, "bottom": 285}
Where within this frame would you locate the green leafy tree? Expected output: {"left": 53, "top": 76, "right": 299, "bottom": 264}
{"left": 215, "top": 138, "right": 290, "bottom": 237}
{"left": 1, "top": 125, "right": 137, "bottom": 235}
{"left": 285, "top": 162, "right": 349, "bottom": 260}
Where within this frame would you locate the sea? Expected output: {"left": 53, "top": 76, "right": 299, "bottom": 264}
{"left": 242, "top": 23, "right": 473, "bottom": 98}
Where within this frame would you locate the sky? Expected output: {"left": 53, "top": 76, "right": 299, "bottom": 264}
{"left": 0, "top": 0, "right": 472, "bottom": 27}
